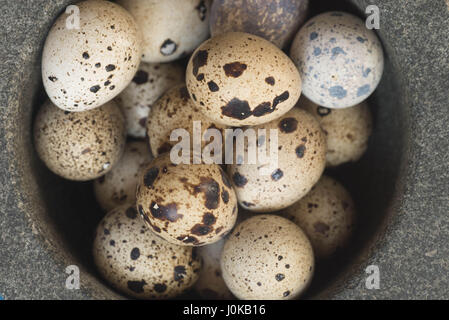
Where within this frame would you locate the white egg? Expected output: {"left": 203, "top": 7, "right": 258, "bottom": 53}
{"left": 117, "top": 0, "right": 211, "bottom": 63}
{"left": 42, "top": 0, "right": 142, "bottom": 111}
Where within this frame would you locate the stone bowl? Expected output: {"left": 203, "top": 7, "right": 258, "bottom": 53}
{"left": 0, "top": 0, "right": 448, "bottom": 299}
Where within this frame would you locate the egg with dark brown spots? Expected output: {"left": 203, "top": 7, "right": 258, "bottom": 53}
{"left": 136, "top": 153, "right": 237, "bottom": 246}
{"left": 93, "top": 204, "right": 201, "bottom": 299}
{"left": 280, "top": 175, "right": 356, "bottom": 260}
{"left": 227, "top": 107, "right": 326, "bottom": 212}
{"left": 298, "top": 96, "right": 373, "bottom": 166}
{"left": 115, "top": 62, "right": 184, "bottom": 138}
{"left": 34, "top": 100, "right": 126, "bottom": 181}
{"left": 210, "top": 0, "right": 309, "bottom": 48}
{"left": 221, "top": 214, "right": 314, "bottom": 300}
{"left": 194, "top": 239, "right": 234, "bottom": 299}
{"left": 147, "top": 84, "right": 227, "bottom": 157}
{"left": 186, "top": 32, "right": 302, "bottom": 126}
{"left": 42, "top": 0, "right": 142, "bottom": 111}
{"left": 117, "top": 0, "right": 211, "bottom": 63}
{"left": 94, "top": 141, "right": 153, "bottom": 212}
{"left": 290, "top": 11, "right": 384, "bottom": 109}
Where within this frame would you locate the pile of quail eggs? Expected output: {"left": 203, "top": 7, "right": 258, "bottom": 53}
{"left": 35, "top": 0, "right": 383, "bottom": 300}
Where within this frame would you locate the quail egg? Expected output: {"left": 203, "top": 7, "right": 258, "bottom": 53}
{"left": 280, "top": 175, "right": 356, "bottom": 260}
{"left": 42, "top": 0, "right": 142, "bottom": 111}
{"left": 115, "top": 62, "right": 185, "bottom": 138}
{"left": 93, "top": 204, "right": 201, "bottom": 299}
{"left": 298, "top": 96, "right": 372, "bottom": 166}
{"left": 290, "top": 11, "right": 384, "bottom": 108}
{"left": 186, "top": 32, "right": 302, "bottom": 126}
{"left": 117, "top": 0, "right": 211, "bottom": 63}
{"left": 221, "top": 214, "right": 314, "bottom": 300}
{"left": 194, "top": 239, "right": 234, "bottom": 299}
{"left": 136, "top": 153, "right": 237, "bottom": 246}
{"left": 210, "top": 0, "right": 309, "bottom": 48}
{"left": 34, "top": 100, "right": 126, "bottom": 181}
{"left": 94, "top": 141, "right": 153, "bottom": 212}
{"left": 147, "top": 84, "right": 227, "bottom": 157}
{"left": 227, "top": 107, "right": 326, "bottom": 212}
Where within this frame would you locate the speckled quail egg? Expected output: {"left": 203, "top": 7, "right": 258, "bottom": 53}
{"left": 34, "top": 100, "right": 126, "bottom": 181}
{"left": 42, "top": 0, "right": 142, "bottom": 112}
{"left": 147, "top": 84, "right": 227, "bottom": 157}
{"left": 94, "top": 141, "right": 153, "bottom": 212}
{"left": 93, "top": 204, "right": 201, "bottom": 299}
{"left": 136, "top": 153, "right": 237, "bottom": 246}
{"left": 227, "top": 107, "right": 326, "bottom": 212}
{"left": 194, "top": 239, "right": 234, "bottom": 299}
{"left": 290, "top": 11, "right": 384, "bottom": 109}
{"left": 116, "top": 0, "right": 211, "bottom": 63}
{"left": 210, "top": 0, "right": 309, "bottom": 48}
{"left": 186, "top": 32, "right": 302, "bottom": 126}
{"left": 221, "top": 214, "right": 314, "bottom": 300}
{"left": 298, "top": 96, "right": 372, "bottom": 166}
{"left": 280, "top": 175, "right": 356, "bottom": 260}
{"left": 115, "top": 62, "right": 185, "bottom": 138}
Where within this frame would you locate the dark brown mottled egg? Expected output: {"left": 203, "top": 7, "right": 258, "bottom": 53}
{"left": 93, "top": 204, "right": 201, "bottom": 299}
{"left": 221, "top": 214, "right": 314, "bottom": 300}
{"left": 136, "top": 153, "right": 238, "bottom": 246}
{"left": 186, "top": 32, "right": 301, "bottom": 126}
{"left": 34, "top": 100, "right": 126, "bottom": 181}
{"left": 210, "top": 0, "right": 309, "bottom": 48}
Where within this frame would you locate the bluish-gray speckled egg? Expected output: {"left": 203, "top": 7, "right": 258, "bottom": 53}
{"left": 290, "top": 11, "right": 384, "bottom": 109}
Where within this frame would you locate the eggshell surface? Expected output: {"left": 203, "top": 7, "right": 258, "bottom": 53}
{"left": 280, "top": 175, "right": 356, "bottom": 259}
{"left": 116, "top": 62, "right": 184, "bottom": 138}
{"left": 136, "top": 153, "right": 238, "bottom": 246}
{"left": 290, "top": 11, "right": 384, "bottom": 108}
{"left": 93, "top": 204, "right": 201, "bottom": 299}
{"left": 147, "top": 85, "right": 227, "bottom": 157}
{"left": 298, "top": 96, "right": 372, "bottom": 166}
{"left": 186, "top": 32, "right": 302, "bottom": 126}
{"left": 42, "top": 0, "right": 142, "bottom": 111}
{"left": 117, "top": 0, "right": 212, "bottom": 63}
{"left": 194, "top": 239, "right": 234, "bottom": 299}
{"left": 210, "top": 0, "right": 309, "bottom": 48}
{"left": 221, "top": 214, "right": 314, "bottom": 300}
{"left": 94, "top": 141, "right": 153, "bottom": 212}
{"left": 34, "top": 100, "right": 126, "bottom": 181}
{"left": 227, "top": 107, "right": 326, "bottom": 212}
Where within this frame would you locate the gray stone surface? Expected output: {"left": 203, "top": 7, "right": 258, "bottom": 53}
{"left": 0, "top": 0, "right": 448, "bottom": 300}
